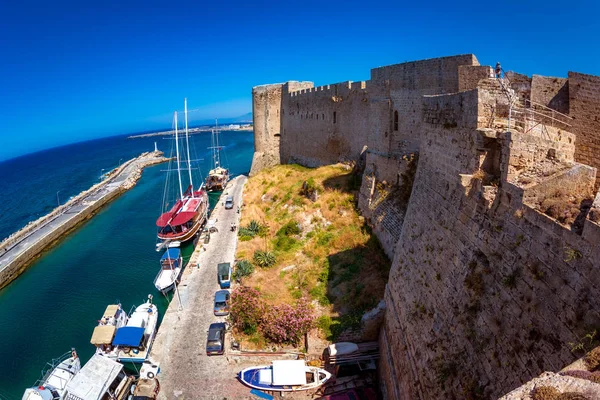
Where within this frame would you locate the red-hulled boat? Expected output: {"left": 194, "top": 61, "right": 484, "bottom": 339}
{"left": 156, "top": 99, "right": 209, "bottom": 245}
{"left": 156, "top": 185, "right": 208, "bottom": 243}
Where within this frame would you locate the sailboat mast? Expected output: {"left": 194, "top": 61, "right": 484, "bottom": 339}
{"left": 174, "top": 112, "right": 184, "bottom": 200}
{"left": 184, "top": 98, "right": 194, "bottom": 196}
{"left": 215, "top": 119, "right": 220, "bottom": 168}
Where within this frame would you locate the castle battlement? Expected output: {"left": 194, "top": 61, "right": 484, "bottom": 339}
{"left": 250, "top": 54, "right": 600, "bottom": 399}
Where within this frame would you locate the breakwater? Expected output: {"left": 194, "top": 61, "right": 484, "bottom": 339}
{"left": 0, "top": 151, "right": 168, "bottom": 290}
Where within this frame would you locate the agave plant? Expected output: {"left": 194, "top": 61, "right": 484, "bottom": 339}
{"left": 234, "top": 259, "right": 255, "bottom": 280}
{"left": 253, "top": 250, "right": 276, "bottom": 268}
{"left": 248, "top": 220, "right": 261, "bottom": 234}
{"left": 238, "top": 227, "right": 255, "bottom": 238}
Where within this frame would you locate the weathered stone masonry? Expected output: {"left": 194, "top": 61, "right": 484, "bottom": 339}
{"left": 252, "top": 55, "right": 600, "bottom": 398}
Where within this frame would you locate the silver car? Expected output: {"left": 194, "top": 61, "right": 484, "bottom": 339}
{"left": 213, "top": 290, "right": 230, "bottom": 316}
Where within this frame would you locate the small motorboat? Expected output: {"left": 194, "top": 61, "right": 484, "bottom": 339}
{"left": 22, "top": 349, "right": 81, "bottom": 400}
{"left": 65, "top": 354, "right": 133, "bottom": 400}
{"left": 115, "top": 295, "right": 159, "bottom": 364}
{"left": 239, "top": 360, "right": 332, "bottom": 392}
{"left": 153, "top": 248, "right": 183, "bottom": 294}
{"left": 90, "top": 304, "right": 128, "bottom": 358}
{"left": 129, "top": 360, "right": 161, "bottom": 399}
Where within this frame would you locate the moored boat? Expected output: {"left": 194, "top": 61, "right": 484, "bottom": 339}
{"left": 153, "top": 248, "right": 183, "bottom": 294}
{"left": 22, "top": 349, "right": 81, "bottom": 400}
{"left": 90, "top": 304, "right": 128, "bottom": 358}
{"left": 156, "top": 99, "right": 209, "bottom": 245}
{"left": 206, "top": 120, "right": 229, "bottom": 192}
{"left": 114, "top": 295, "right": 159, "bottom": 364}
{"left": 64, "top": 354, "right": 133, "bottom": 400}
{"left": 129, "top": 361, "right": 160, "bottom": 400}
{"left": 239, "top": 360, "right": 332, "bottom": 392}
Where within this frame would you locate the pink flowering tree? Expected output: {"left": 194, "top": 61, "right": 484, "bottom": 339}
{"left": 230, "top": 286, "right": 265, "bottom": 335}
{"left": 262, "top": 297, "right": 315, "bottom": 345}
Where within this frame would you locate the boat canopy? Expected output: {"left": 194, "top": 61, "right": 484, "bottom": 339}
{"left": 170, "top": 211, "right": 196, "bottom": 226}
{"left": 102, "top": 304, "right": 120, "bottom": 319}
{"left": 113, "top": 326, "right": 145, "bottom": 347}
{"left": 91, "top": 325, "right": 116, "bottom": 345}
{"left": 161, "top": 248, "right": 181, "bottom": 260}
{"left": 65, "top": 354, "right": 124, "bottom": 400}
{"left": 156, "top": 200, "right": 183, "bottom": 227}
{"left": 272, "top": 360, "right": 307, "bottom": 386}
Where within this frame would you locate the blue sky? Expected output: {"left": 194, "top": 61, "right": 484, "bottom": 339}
{"left": 0, "top": 0, "right": 599, "bottom": 161}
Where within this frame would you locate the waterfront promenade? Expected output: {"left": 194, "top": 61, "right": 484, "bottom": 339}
{"left": 0, "top": 151, "right": 168, "bottom": 290}
{"left": 151, "top": 175, "right": 259, "bottom": 399}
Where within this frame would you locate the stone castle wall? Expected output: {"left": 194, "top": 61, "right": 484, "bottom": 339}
{"left": 251, "top": 55, "right": 600, "bottom": 399}
{"left": 379, "top": 84, "right": 600, "bottom": 398}
{"left": 569, "top": 72, "right": 600, "bottom": 188}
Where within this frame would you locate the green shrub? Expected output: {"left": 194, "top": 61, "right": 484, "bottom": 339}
{"left": 234, "top": 260, "right": 254, "bottom": 280}
{"left": 316, "top": 232, "right": 334, "bottom": 246}
{"left": 239, "top": 235, "right": 253, "bottom": 242}
{"left": 309, "top": 284, "right": 330, "bottom": 306}
{"left": 253, "top": 250, "right": 276, "bottom": 268}
{"left": 277, "top": 220, "right": 301, "bottom": 237}
{"left": 316, "top": 315, "right": 332, "bottom": 338}
{"left": 273, "top": 235, "right": 298, "bottom": 252}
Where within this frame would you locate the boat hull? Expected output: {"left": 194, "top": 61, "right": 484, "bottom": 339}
{"left": 239, "top": 365, "right": 332, "bottom": 392}
{"left": 154, "top": 266, "right": 182, "bottom": 293}
{"left": 157, "top": 216, "right": 203, "bottom": 243}
{"left": 116, "top": 302, "right": 159, "bottom": 364}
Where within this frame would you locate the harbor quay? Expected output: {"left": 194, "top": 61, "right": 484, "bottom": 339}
{"left": 0, "top": 151, "right": 168, "bottom": 290}
{"left": 152, "top": 175, "right": 309, "bottom": 400}
{"left": 150, "top": 175, "right": 255, "bottom": 399}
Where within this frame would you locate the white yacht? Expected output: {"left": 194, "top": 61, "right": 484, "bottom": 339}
{"left": 90, "top": 304, "right": 128, "bottom": 358}
{"left": 153, "top": 248, "right": 183, "bottom": 294}
{"left": 22, "top": 349, "right": 81, "bottom": 400}
{"left": 64, "top": 354, "right": 133, "bottom": 400}
{"left": 114, "top": 295, "right": 159, "bottom": 363}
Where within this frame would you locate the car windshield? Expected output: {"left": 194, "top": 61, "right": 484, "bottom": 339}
{"left": 207, "top": 340, "right": 221, "bottom": 347}
{"left": 215, "top": 301, "right": 227, "bottom": 307}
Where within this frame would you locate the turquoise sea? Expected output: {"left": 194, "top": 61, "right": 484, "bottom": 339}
{"left": 0, "top": 131, "right": 254, "bottom": 399}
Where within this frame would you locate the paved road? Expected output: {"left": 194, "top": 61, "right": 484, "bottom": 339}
{"left": 151, "top": 176, "right": 263, "bottom": 399}
{"left": 0, "top": 153, "right": 163, "bottom": 277}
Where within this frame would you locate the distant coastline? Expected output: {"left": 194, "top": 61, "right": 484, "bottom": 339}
{"left": 128, "top": 124, "right": 253, "bottom": 139}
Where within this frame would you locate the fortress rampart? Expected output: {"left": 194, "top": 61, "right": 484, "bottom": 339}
{"left": 252, "top": 55, "right": 600, "bottom": 398}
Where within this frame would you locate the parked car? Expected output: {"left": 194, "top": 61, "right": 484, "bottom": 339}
{"left": 206, "top": 322, "right": 226, "bottom": 356}
{"left": 225, "top": 196, "right": 234, "bottom": 209}
{"left": 213, "top": 290, "right": 230, "bottom": 316}
{"left": 218, "top": 262, "right": 232, "bottom": 289}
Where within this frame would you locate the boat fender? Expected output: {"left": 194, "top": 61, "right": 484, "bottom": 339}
{"left": 132, "top": 348, "right": 140, "bottom": 354}
{"left": 147, "top": 371, "right": 155, "bottom": 379}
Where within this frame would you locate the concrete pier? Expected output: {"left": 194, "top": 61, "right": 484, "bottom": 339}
{"left": 151, "top": 175, "right": 261, "bottom": 399}
{"left": 0, "top": 151, "right": 168, "bottom": 290}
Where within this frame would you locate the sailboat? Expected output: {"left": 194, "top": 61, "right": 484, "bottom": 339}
{"left": 205, "top": 120, "right": 229, "bottom": 192}
{"left": 156, "top": 99, "right": 209, "bottom": 245}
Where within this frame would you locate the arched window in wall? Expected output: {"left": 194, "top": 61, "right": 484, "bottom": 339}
{"left": 394, "top": 111, "right": 399, "bottom": 131}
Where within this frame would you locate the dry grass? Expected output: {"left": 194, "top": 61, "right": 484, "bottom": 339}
{"left": 236, "top": 164, "right": 390, "bottom": 345}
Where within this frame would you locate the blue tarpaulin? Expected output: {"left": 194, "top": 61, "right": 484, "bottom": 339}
{"left": 112, "top": 326, "right": 145, "bottom": 346}
{"left": 161, "top": 248, "right": 181, "bottom": 261}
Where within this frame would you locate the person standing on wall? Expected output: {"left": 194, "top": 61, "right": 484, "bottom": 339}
{"left": 495, "top": 62, "right": 502, "bottom": 79}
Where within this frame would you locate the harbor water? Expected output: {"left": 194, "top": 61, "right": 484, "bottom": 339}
{"left": 0, "top": 131, "right": 254, "bottom": 399}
